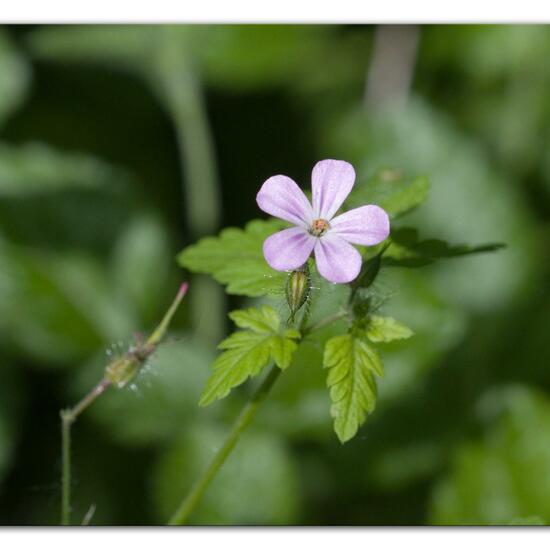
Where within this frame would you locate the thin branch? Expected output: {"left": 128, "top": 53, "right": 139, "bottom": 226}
{"left": 60, "top": 282, "right": 189, "bottom": 526}
{"left": 166, "top": 309, "right": 347, "bottom": 525}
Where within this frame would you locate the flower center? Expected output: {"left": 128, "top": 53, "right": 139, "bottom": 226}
{"left": 309, "top": 218, "right": 330, "bottom": 237}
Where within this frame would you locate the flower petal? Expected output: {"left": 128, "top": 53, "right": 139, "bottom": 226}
{"left": 257, "top": 175, "right": 313, "bottom": 227}
{"left": 330, "top": 205, "right": 390, "bottom": 246}
{"left": 263, "top": 227, "right": 315, "bottom": 271}
{"left": 314, "top": 234, "right": 362, "bottom": 284}
{"left": 311, "top": 159, "right": 356, "bottom": 220}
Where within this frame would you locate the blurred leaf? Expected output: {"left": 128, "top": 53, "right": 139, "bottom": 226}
{"left": 324, "top": 333, "right": 382, "bottom": 443}
{"left": 200, "top": 306, "right": 300, "bottom": 406}
{"left": 177, "top": 218, "right": 287, "bottom": 297}
{"left": 27, "top": 24, "right": 331, "bottom": 92}
{"left": 73, "top": 337, "right": 215, "bottom": 446}
{"left": 330, "top": 99, "right": 539, "bottom": 311}
{"left": 27, "top": 25, "right": 157, "bottom": 73}
{"left": 195, "top": 25, "right": 329, "bottom": 90}
{"left": 0, "top": 29, "right": 30, "bottom": 127}
{"left": 430, "top": 387, "right": 550, "bottom": 525}
{"left": 346, "top": 169, "right": 430, "bottom": 219}
{"left": 0, "top": 242, "right": 134, "bottom": 366}
{"left": 368, "top": 442, "right": 444, "bottom": 492}
{"left": 0, "top": 143, "right": 129, "bottom": 197}
{"left": 365, "top": 315, "right": 413, "bottom": 343}
{"left": 111, "top": 214, "right": 173, "bottom": 324}
{"left": 384, "top": 227, "right": 505, "bottom": 268}
{"left": 369, "top": 267, "right": 467, "bottom": 404}
{"left": 152, "top": 422, "right": 300, "bottom": 524}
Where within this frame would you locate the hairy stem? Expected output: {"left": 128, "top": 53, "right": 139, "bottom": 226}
{"left": 168, "top": 364, "right": 282, "bottom": 525}
{"left": 167, "top": 309, "right": 347, "bottom": 525}
{"left": 60, "top": 283, "right": 188, "bottom": 526}
{"left": 60, "top": 378, "right": 110, "bottom": 526}
{"left": 303, "top": 311, "right": 347, "bottom": 336}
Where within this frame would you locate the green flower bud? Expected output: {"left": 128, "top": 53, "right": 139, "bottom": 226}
{"left": 285, "top": 263, "right": 311, "bottom": 323}
{"left": 105, "top": 282, "right": 189, "bottom": 389}
{"left": 105, "top": 344, "right": 155, "bottom": 389}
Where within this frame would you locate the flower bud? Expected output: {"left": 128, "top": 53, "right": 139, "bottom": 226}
{"left": 104, "top": 282, "right": 189, "bottom": 389}
{"left": 105, "top": 343, "right": 155, "bottom": 388}
{"left": 285, "top": 263, "right": 311, "bottom": 323}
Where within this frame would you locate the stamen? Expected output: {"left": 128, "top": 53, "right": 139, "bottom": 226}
{"left": 309, "top": 218, "right": 330, "bottom": 237}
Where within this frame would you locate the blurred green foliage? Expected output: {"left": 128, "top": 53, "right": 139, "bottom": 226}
{"left": 0, "top": 24, "right": 549, "bottom": 526}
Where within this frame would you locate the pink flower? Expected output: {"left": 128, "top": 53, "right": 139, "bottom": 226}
{"left": 257, "top": 159, "right": 390, "bottom": 284}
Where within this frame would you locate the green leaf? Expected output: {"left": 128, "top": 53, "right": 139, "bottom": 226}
{"left": 27, "top": 25, "right": 331, "bottom": 92}
{"left": 199, "top": 306, "right": 300, "bottom": 406}
{"left": 111, "top": 214, "right": 173, "bottom": 324}
{"left": 383, "top": 227, "right": 505, "bottom": 268}
{"left": 0, "top": 30, "right": 30, "bottom": 127}
{"left": 27, "top": 25, "right": 155, "bottom": 73}
{"left": 177, "top": 219, "right": 287, "bottom": 297}
{"left": 0, "top": 143, "right": 130, "bottom": 197}
{"left": 430, "top": 387, "right": 550, "bottom": 525}
{"left": 365, "top": 315, "right": 413, "bottom": 343}
{"left": 324, "top": 333, "right": 383, "bottom": 443}
{"left": 346, "top": 169, "right": 430, "bottom": 219}
{"left": 329, "top": 100, "right": 536, "bottom": 312}
{"left": 0, "top": 242, "right": 135, "bottom": 366}
{"left": 195, "top": 25, "right": 329, "bottom": 90}
{"left": 229, "top": 306, "right": 280, "bottom": 333}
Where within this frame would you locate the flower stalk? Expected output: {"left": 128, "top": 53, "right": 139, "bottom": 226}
{"left": 166, "top": 307, "right": 348, "bottom": 525}
{"left": 168, "top": 364, "right": 282, "bottom": 525}
{"left": 60, "top": 282, "right": 189, "bottom": 526}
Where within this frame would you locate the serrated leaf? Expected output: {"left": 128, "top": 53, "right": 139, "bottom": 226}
{"left": 199, "top": 306, "right": 300, "bottom": 406}
{"left": 229, "top": 305, "right": 280, "bottom": 333}
{"left": 346, "top": 169, "right": 430, "bottom": 219}
{"left": 271, "top": 330, "right": 301, "bottom": 370}
{"left": 383, "top": 227, "right": 505, "bottom": 268}
{"left": 177, "top": 219, "right": 287, "bottom": 297}
{"left": 324, "top": 333, "right": 383, "bottom": 443}
{"left": 366, "top": 315, "right": 413, "bottom": 343}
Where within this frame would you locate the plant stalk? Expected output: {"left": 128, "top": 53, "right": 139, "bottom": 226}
{"left": 60, "top": 282, "right": 188, "bottom": 525}
{"left": 156, "top": 28, "right": 225, "bottom": 346}
{"left": 60, "top": 378, "right": 110, "bottom": 526}
{"left": 168, "top": 364, "right": 282, "bottom": 525}
{"left": 167, "top": 307, "right": 347, "bottom": 526}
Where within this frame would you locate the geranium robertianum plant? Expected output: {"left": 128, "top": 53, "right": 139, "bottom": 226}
{"left": 172, "top": 159, "right": 504, "bottom": 525}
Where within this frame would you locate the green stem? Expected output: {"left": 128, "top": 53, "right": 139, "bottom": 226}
{"left": 156, "top": 28, "right": 224, "bottom": 345}
{"left": 60, "top": 378, "right": 110, "bottom": 526}
{"left": 168, "top": 365, "right": 282, "bottom": 526}
{"left": 303, "top": 311, "right": 347, "bottom": 336}
{"left": 60, "top": 283, "right": 188, "bottom": 525}
{"left": 167, "top": 309, "right": 348, "bottom": 525}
